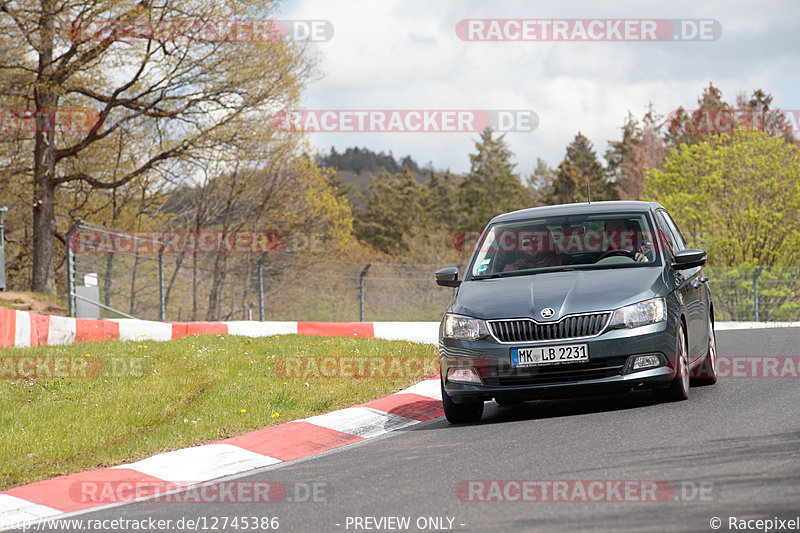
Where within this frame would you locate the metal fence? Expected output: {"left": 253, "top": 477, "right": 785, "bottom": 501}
{"left": 705, "top": 266, "right": 800, "bottom": 322}
{"left": 65, "top": 221, "right": 457, "bottom": 322}
{"left": 64, "top": 221, "right": 800, "bottom": 322}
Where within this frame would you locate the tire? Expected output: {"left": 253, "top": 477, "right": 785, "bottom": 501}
{"left": 441, "top": 380, "right": 484, "bottom": 424}
{"left": 655, "top": 324, "right": 689, "bottom": 402}
{"left": 691, "top": 318, "right": 718, "bottom": 386}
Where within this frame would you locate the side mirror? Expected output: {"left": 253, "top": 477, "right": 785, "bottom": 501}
{"left": 435, "top": 267, "right": 461, "bottom": 287}
{"left": 673, "top": 249, "right": 707, "bottom": 270}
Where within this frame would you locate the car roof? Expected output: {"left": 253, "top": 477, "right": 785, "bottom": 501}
{"left": 490, "top": 200, "right": 664, "bottom": 224}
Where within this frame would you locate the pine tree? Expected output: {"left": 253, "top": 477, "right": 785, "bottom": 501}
{"left": 458, "top": 128, "right": 529, "bottom": 229}
{"left": 428, "top": 169, "right": 461, "bottom": 229}
{"left": 665, "top": 82, "right": 731, "bottom": 149}
{"left": 526, "top": 157, "right": 556, "bottom": 206}
{"left": 354, "top": 167, "right": 430, "bottom": 255}
{"left": 551, "top": 132, "right": 618, "bottom": 204}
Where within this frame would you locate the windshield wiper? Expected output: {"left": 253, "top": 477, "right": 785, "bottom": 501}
{"left": 470, "top": 273, "right": 506, "bottom": 280}
{"left": 472, "top": 266, "right": 578, "bottom": 280}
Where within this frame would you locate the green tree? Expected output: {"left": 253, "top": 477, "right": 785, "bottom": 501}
{"left": 551, "top": 132, "right": 617, "bottom": 204}
{"left": 355, "top": 167, "right": 430, "bottom": 255}
{"left": 458, "top": 128, "right": 528, "bottom": 229}
{"left": 644, "top": 129, "right": 800, "bottom": 267}
{"left": 665, "top": 82, "right": 731, "bottom": 149}
{"left": 427, "top": 169, "right": 461, "bottom": 229}
{"left": 526, "top": 157, "right": 555, "bottom": 206}
{"left": 664, "top": 84, "right": 793, "bottom": 152}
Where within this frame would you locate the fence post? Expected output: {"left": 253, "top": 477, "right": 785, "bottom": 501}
{"left": 257, "top": 253, "right": 266, "bottom": 321}
{"left": 359, "top": 263, "right": 371, "bottom": 322}
{"left": 753, "top": 265, "right": 764, "bottom": 322}
{"left": 65, "top": 219, "right": 82, "bottom": 317}
{"left": 0, "top": 207, "right": 7, "bottom": 291}
{"left": 157, "top": 250, "right": 165, "bottom": 321}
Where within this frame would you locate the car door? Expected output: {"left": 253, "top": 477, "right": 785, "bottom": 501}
{"left": 655, "top": 210, "right": 706, "bottom": 362}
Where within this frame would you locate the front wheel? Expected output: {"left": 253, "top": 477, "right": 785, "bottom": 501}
{"left": 655, "top": 324, "right": 689, "bottom": 402}
{"left": 441, "top": 380, "right": 484, "bottom": 424}
{"left": 691, "top": 318, "right": 718, "bottom": 386}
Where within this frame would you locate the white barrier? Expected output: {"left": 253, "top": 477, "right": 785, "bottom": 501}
{"left": 225, "top": 321, "right": 299, "bottom": 337}
{"left": 111, "top": 319, "right": 173, "bottom": 342}
{"left": 47, "top": 316, "right": 77, "bottom": 346}
{"left": 13, "top": 311, "right": 31, "bottom": 348}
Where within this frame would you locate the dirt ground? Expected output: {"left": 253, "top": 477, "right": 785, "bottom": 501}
{"left": 0, "top": 291, "right": 67, "bottom": 316}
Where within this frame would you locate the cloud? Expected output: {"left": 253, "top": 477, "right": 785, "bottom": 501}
{"left": 282, "top": 0, "right": 800, "bottom": 174}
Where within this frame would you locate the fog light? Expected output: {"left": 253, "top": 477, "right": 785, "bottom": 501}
{"left": 632, "top": 355, "right": 662, "bottom": 370}
{"left": 447, "top": 367, "right": 483, "bottom": 384}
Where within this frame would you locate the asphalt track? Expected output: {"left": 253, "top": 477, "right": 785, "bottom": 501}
{"left": 14, "top": 328, "right": 800, "bottom": 533}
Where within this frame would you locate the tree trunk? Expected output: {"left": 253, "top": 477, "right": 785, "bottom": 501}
{"left": 206, "top": 252, "right": 227, "bottom": 321}
{"left": 104, "top": 252, "right": 114, "bottom": 307}
{"left": 31, "top": 0, "right": 58, "bottom": 294}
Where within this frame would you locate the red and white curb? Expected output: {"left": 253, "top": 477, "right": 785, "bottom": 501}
{"left": 0, "top": 379, "right": 442, "bottom": 530}
{"left": 0, "top": 307, "right": 441, "bottom": 347}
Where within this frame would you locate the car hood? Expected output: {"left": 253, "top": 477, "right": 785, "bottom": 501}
{"left": 452, "top": 267, "right": 667, "bottom": 320}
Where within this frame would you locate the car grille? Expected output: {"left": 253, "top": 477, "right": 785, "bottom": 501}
{"left": 488, "top": 312, "right": 611, "bottom": 343}
{"left": 482, "top": 357, "right": 627, "bottom": 386}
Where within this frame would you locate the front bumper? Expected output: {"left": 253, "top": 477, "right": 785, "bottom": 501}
{"left": 440, "top": 321, "right": 678, "bottom": 403}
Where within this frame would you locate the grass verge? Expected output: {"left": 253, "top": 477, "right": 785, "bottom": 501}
{"left": 0, "top": 334, "right": 438, "bottom": 490}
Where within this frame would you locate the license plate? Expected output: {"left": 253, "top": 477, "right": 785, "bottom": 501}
{"left": 511, "top": 344, "right": 589, "bottom": 366}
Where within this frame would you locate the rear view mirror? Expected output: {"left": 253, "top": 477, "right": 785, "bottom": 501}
{"left": 435, "top": 267, "right": 460, "bottom": 287}
{"left": 673, "top": 249, "right": 707, "bottom": 270}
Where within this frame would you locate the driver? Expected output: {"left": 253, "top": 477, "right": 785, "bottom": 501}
{"left": 503, "top": 231, "right": 565, "bottom": 271}
{"left": 604, "top": 219, "right": 652, "bottom": 262}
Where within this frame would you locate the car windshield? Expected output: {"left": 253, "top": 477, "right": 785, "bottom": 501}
{"left": 469, "top": 211, "right": 661, "bottom": 278}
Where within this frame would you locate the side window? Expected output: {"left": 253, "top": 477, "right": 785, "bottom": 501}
{"left": 661, "top": 211, "right": 687, "bottom": 250}
{"left": 654, "top": 212, "right": 679, "bottom": 261}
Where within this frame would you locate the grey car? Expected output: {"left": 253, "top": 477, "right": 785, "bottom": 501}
{"left": 435, "top": 201, "right": 718, "bottom": 424}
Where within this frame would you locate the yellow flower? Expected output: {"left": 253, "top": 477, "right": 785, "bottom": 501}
{"left": 240, "top": 408, "right": 246, "bottom": 413}
{"left": 271, "top": 413, "right": 280, "bottom": 419}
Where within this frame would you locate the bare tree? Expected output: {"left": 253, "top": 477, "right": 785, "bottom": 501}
{"left": 0, "top": 0, "right": 315, "bottom": 293}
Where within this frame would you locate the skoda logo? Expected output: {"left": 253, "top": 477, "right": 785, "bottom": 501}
{"left": 540, "top": 308, "right": 555, "bottom": 319}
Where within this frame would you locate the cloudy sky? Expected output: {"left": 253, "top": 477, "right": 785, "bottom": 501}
{"left": 279, "top": 0, "right": 799, "bottom": 175}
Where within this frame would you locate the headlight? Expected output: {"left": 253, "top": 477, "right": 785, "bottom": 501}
{"left": 608, "top": 298, "right": 666, "bottom": 329}
{"left": 443, "top": 314, "right": 489, "bottom": 340}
